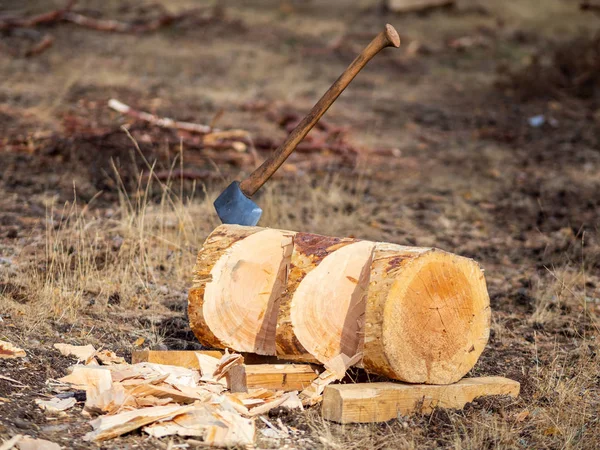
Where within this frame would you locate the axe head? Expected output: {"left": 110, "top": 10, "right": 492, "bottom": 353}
{"left": 213, "top": 181, "right": 263, "bottom": 226}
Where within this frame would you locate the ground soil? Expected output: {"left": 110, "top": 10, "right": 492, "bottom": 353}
{"left": 1, "top": 1, "right": 599, "bottom": 449}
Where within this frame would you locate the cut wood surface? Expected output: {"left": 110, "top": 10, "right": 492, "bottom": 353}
{"left": 189, "top": 226, "right": 294, "bottom": 355}
{"left": 131, "top": 351, "right": 318, "bottom": 391}
{"left": 276, "top": 232, "right": 357, "bottom": 362}
{"left": 322, "top": 377, "right": 520, "bottom": 423}
{"left": 189, "top": 225, "right": 491, "bottom": 384}
{"left": 363, "top": 243, "right": 491, "bottom": 384}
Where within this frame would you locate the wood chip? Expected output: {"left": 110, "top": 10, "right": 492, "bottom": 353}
{"left": 0, "top": 340, "right": 26, "bottom": 359}
{"left": 58, "top": 366, "right": 113, "bottom": 391}
{"left": 84, "top": 404, "right": 195, "bottom": 441}
{"left": 388, "top": 0, "right": 454, "bottom": 14}
{"left": 204, "top": 409, "right": 255, "bottom": 447}
{"left": 109, "top": 363, "right": 201, "bottom": 387}
{"left": 299, "top": 353, "right": 361, "bottom": 406}
{"left": 195, "top": 353, "right": 222, "bottom": 382}
{"left": 15, "top": 437, "right": 61, "bottom": 450}
{"left": 53, "top": 343, "right": 96, "bottom": 363}
{"left": 143, "top": 404, "right": 217, "bottom": 438}
{"left": 212, "top": 352, "right": 244, "bottom": 381}
{"left": 35, "top": 397, "right": 77, "bottom": 412}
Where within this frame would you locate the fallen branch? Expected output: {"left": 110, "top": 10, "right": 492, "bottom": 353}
{"left": 62, "top": 9, "right": 207, "bottom": 34}
{"left": 108, "top": 99, "right": 215, "bottom": 134}
{"left": 0, "top": 0, "right": 76, "bottom": 31}
{"left": 0, "top": 1, "right": 227, "bottom": 59}
{"left": 24, "top": 34, "right": 54, "bottom": 57}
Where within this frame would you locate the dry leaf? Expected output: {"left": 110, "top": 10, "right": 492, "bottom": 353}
{"left": 134, "top": 337, "right": 145, "bottom": 347}
{"left": 0, "top": 340, "right": 26, "bottom": 359}
{"left": 514, "top": 409, "right": 530, "bottom": 422}
{"left": 543, "top": 426, "right": 560, "bottom": 436}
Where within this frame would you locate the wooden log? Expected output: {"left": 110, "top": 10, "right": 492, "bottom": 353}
{"left": 321, "top": 377, "right": 520, "bottom": 423}
{"left": 131, "top": 351, "right": 318, "bottom": 391}
{"left": 189, "top": 225, "right": 490, "bottom": 384}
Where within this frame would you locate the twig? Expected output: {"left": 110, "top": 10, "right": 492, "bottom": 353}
{"left": 0, "top": 0, "right": 76, "bottom": 31}
{"left": 24, "top": 34, "right": 54, "bottom": 57}
{"left": 62, "top": 9, "right": 207, "bottom": 33}
{"left": 108, "top": 99, "right": 214, "bottom": 134}
{"left": 150, "top": 169, "right": 221, "bottom": 182}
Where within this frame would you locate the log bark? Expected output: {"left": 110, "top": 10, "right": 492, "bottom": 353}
{"left": 189, "top": 225, "right": 490, "bottom": 384}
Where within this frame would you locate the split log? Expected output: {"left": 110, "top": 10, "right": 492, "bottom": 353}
{"left": 189, "top": 225, "right": 490, "bottom": 384}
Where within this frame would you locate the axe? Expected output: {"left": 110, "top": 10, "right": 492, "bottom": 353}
{"left": 213, "top": 24, "right": 400, "bottom": 226}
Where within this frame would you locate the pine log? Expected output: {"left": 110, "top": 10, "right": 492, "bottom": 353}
{"left": 189, "top": 225, "right": 490, "bottom": 384}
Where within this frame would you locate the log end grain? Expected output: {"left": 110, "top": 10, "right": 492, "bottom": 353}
{"left": 364, "top": 247, "right": 490, "bottom": 384}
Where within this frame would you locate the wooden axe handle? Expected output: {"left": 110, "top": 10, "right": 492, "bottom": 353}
{"left": 239, "top": 24, "right": 400, "bottom": 197}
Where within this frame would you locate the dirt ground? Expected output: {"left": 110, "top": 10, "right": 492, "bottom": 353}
{"left": 1, "top": 0, "right": 599, "bottom": 448}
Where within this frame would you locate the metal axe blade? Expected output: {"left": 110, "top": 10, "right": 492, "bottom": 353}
{"left": 213, "top": 181, "right": 263, "bottom": 226}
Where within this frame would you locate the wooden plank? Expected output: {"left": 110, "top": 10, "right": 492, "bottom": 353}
{"left": 245, "top": 364, "right": 318, "bottom": 391}
{"left": 131, "top": 351, "right": 318, "bottom": 391}
{"left": 131, "top": 350, "right": 281, "bottom": 366}
{"left": 131, "top": 350, "right": 224, "bottom": 366}
{"left": 321, "top": 377, "right": 520, "bottom": 423}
